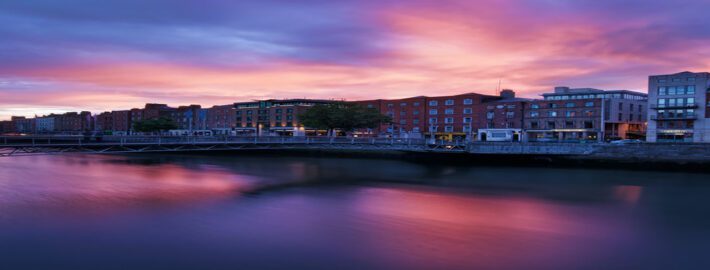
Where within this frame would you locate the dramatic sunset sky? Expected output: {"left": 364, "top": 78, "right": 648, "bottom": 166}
{"left": 1, "top": 0, "right": 709, "bottom": 120}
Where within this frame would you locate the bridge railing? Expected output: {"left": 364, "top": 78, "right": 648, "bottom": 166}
{"left": 0, "top": 135, "right": 429, "bottom": 147}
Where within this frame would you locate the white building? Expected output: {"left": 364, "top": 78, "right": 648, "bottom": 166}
{"left": 647, "top": 71, "right": 710, "bottom": 142}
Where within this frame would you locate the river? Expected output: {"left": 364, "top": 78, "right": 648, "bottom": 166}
{"left": 1, "top": 153, "right": 709, "bottom": 269}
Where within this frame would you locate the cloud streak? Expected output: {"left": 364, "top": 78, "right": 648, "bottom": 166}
{"left": 1, "top": 0, "right": 709, "bottom": 119}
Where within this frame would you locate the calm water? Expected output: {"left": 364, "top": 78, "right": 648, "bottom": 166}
{"left": 1, "top": 153, "right": 710, "bottom": 269}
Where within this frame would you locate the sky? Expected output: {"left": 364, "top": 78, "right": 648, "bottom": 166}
{"left": 1, "top": 0, "right": 709, "bottom": 120}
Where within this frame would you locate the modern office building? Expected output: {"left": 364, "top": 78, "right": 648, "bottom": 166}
{"left": 647, "top": 71, "right": 710, "bottom": 142}
{"left": 524, "top": 87, "right": 647, "bottom": 142}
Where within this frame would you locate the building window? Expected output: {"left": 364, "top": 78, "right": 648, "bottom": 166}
{"left": 618, "top": 113, "right": 623, "bottom": 121}
{"left": 547, "top": 121, "right": 556, "bottom": 129}
{"left": 486, "top": 112, "right": 494, "bottom": 119}
{"left": 658, "top": 87, "right": 667, "bottom": 96}
{"left": 687, "top": 85, "right": 696, "bottom": 94}
{"left": 429, "top": 118, "right": 437, "bottom": 124}
{"left": 566, "top": 111, "right": 576, "bottom": 117}
{"left": 463, "top": 99, "right": 473, "bottom": 105}
{"left": 445, "top": 99, "right": 454, "bottom": 105}
{"left": 549, "top": 103, "right": 558, "bottom": 108}
{"left": 429, "top": 100, "right": 438, "bottom": 106}
{"left": 463, "top": 108, "right": 473, "bottom": 114}
{"left": 530, "top": 121, "right": 539, "bottom": 129}
{"left": 668, "top": 86, "right": 677, "bottom": 95}
{"left": 444, "top": 126, "right": 454, "bottom": 132}
{"left": 506, "top": 112, "right": 514, "bottom": 119}
{"left": 413, "top": 102, "right": 420, "bottom": 106}
{"left": 548, "top": 111, "right": 557, "bottom": 117}
{"left": 429, "top": 109, "right": 438, "bottom": 115}
{"left": 565, "top": 121, "right": 574, "bottom": 128}
{"left": 463, "top": 126, "right": 472, "bottom": 132}
{"left": 584, "top": 121, "right": 593, "bottom": 129}
{"left": 585, "top": 101, "right": 594, "bottom": 107}
{"left": 463, "top": 117, "right": 472, "bottom": 123}
{"left": 530, "top": 111, "right": 539, "bottom": 117}
{"left": 286, "top": 109, "right": 294, "bottom": 113}
{"left": 583, "top": 110, "right": 594, "bottom": 117}
{"left": 531, "top": 104, "right": 540, "bottom": 109}
{"left": 429, "top": 126, "right": 438, "bottom": 132}
{"left": 445, "top": 117, "right": 454, "bottom": 124}
{"left": 413, "top": 110, "right": 420, "bottom": 115}
{"left": 413, "top": 119, "right": 420, "bottom": 125}
{"left": 565, "top": 102, "right": 575, "bottom": 108}
{"left": 400, "top": 111, "right": 406, "bottom": 116}
{"left": 618, "top": 103, "right": 623, "bottom": 110}
{"left": 688, "top": 77, "right": 696, "bottom": 82}
{"left": 445, "top": 109, "right": 454, "bottom": 114}
{"left": 400, "top": 102, "right": 407, "bottom": 106}
{"left": 400, "top": 120, "right": 407, "bottom": 125}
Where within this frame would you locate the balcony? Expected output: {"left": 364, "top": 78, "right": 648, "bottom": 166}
{"left": 650, "top": 102, "right": 699, "bottom": 110}
{"left": 650, "top": 115, "right": 697, "bottom": 121}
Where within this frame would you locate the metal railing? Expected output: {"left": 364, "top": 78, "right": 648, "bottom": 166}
{"left": 0, "top": 135, "right": 430, "bottom": 147}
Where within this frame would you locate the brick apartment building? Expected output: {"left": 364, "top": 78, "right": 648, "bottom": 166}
{"left": 207, "top": 105, "right": 237, "bottom": 134}
{"left": 356, "top": 92, "right": 512, "bottom": 140}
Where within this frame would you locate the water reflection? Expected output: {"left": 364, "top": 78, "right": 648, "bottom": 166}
{"left": 1, "top": 154, "right": 710, "bottom": 269}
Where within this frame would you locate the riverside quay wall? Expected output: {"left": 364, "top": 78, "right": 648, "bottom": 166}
{"left": 467, "top": 142, "right": 710, "bottom": 163}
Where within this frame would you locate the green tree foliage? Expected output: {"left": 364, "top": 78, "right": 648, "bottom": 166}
{"left": 299, "top": 102, "right": 391, "bottom": 135}
{"left": 132, "top": 117, "right": 178, "bottom": 133}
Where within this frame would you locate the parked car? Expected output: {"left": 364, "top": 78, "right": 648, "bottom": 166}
{"left": 610, "top": 139, "right": 643, "bottom": 144}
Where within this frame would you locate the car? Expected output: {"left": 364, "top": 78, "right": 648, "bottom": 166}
{"left": 610, "top": 139, "right": 643, "bottom": 144}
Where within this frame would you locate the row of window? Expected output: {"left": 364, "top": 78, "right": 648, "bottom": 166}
{"left": 237, "top": 115, "right": 295, "bottom": 122}
{"left": 657, "top": 98, "right": 696, "bottom": 107}
{"left": 656, "top": 109, "right": 696, "bottom": 119}
{"left": 544, "top": 93, "right": 646, "bottom": 101}
{"left": 531, "top": 101, "right": 596, "bottom": 109}
{"left": 486, "top": 112, "right": 515, "bottom": 119}
{"left": 529, "top": 121, "right": 596, "bottom": 129}
{"left": 657, "top": 77, "right": 696, "bottom": 83}
{"left": 236, "top": 109, "right": 294, "bottom": 115}
{"left": 383, "top": 99, "right": 477, "bottom": 108}
{"left": 425, "top": 117, "right": 473, "bottom": 124}
{"left": 429, "top": 108, "right": 474, "bottom": 115}
{"left": 657, "top": 86, "right": 696, "bottom": 96}
{"left": 529, "top": 110, "right": 595, "bottom": 118}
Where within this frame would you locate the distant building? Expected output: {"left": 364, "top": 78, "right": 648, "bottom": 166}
{"left": 35, "top": 117, "right": 56, "bottom": 133}
{"left": 356, "top": 92, "right": 511, "bottom": 140}
{"left": 0, "top": 120, "right": 14, "bottom": 134}
{"left": 234, "top": 99, "right": 334, "bottom": 136}
{"left": 95, "top": 112, "right": 113, "bottom": 133}
{"left": 111, "top": 110, "right": 131, "bottom": 133}
{"left": 11, "top": 116, "right": 35, "bottom": 134}
{"left": 207, "top": 105, "right": 237, "bottom": 135}
{"left": 647, "top": 71, "right": 710, "bottom": 142}
{"left": 524, "top": 87, "right": 647, "bottom": 141}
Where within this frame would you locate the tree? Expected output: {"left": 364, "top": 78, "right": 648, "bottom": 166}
{"left": 299, "top": 103, "right": 391, "bottom": 136}
{"left": 132, "top": 117, "right": 178, "bottom": 134}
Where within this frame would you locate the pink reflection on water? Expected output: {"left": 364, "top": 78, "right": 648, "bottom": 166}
{"left": 352, "top": 187, "right": 634, "bottom": 269}
{"left": 613, "top": 185, "right": 643, "bottom": 205}
{"left": 0, "top": 155, "right": 252, "bottom": 213}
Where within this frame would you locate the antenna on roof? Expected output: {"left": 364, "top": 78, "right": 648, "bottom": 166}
{"left": 497, "top": 79, "right": 502, "bottom": 94}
